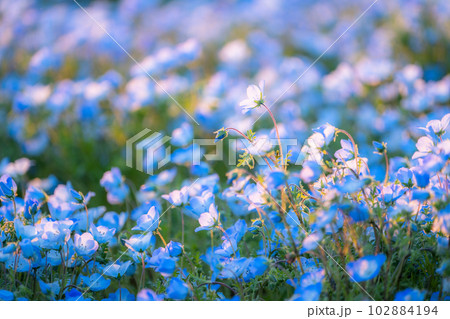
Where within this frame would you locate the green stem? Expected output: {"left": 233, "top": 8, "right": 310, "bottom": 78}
{"left": 84, "top": 204, "right": 89, "bottom": 232}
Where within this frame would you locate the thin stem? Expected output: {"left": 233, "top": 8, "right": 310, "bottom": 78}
{"left": 12, "top": 197, "right": 17, "bottom": 217}
{"left": 84, "top": 204, "right": 89, "bottom": 232}
{"left": 156, "top": 229, "right": 167, "bottom": 246}
{"left": 139, "top": 253, "right": 145, "bottom": 292}
{"left": 261, "top": 104, "right": 285, "bottom": 170}
{"left": 119, "top": 277, "right": 122, "bottom": 301}
{"left": 210, "top": 230, "right": 214, "bottom": 249}
{"left": 180, "top": 210, "right": 185, "bottom": 248}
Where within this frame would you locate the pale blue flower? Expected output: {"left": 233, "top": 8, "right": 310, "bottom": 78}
{"left": 195, "top": 204, "right": 219, "bottom": 232}
{"left": 132, "top": 206, "right": 160, "bottom": 232}
{"left": 124, "top": 233, "right": 154, "bottom": 253}
{"left": 74, "top": 233, "right": 99, "bottom": 257}
{"left": 346, "top": 255, "right": 386, "bottom": 282}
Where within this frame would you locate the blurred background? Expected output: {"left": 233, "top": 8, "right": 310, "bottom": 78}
{"left": 1, "top": 0, "right": 450, "bottom": 206}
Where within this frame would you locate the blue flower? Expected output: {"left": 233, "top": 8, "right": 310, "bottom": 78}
{"left": 346, "top": 254, "right": 386, "bottom": 282}
{"left": 23, "top": 199, "right": 40, "bottom": 220}
{"left": 219, "top": 258, "right": 251, "bottom": 279}
{"left": 132, "top": 206, "right": 160, "bottom": 232}
{"left": 64, "top": 289, "right": 91, "bottom": 301}
{"left": 98, "top": 211, "right": 127, "bottom": 231}
{"left": 0, "top": 289, "right": 14, "bottom": 301}
{"left": 166, "top": 277, "right": 190, "bottom": 300}
{"left": 216, "top": 219, "right": 247, "bottom": 256}
{"left": 313, "top": 205, "right": 338, "bottom": 229}
{"left": 394, "top": 288, "right": 426, "bottom": 301}
{"left": 124, "top": 233, "right": 155, "bottom": 253}
{"left": 39, "top": 280, "right": 60, "bottom": 297}
{"left": 103, "top": 261, "right": 132, "bottom": 278}
{"left": 100, "top": 167, "right": 129, "bottom": 205}
{"left": 300, "top": 268, "right": 326, "bottom": 288}
{"left": 412, "top": 167, "right": 430, "bottom": 188}
{"left": 396, "top": 168, "right": 413, "bottom": 187}
{"left": 74, "top": 233, "right": 99, "bottom": 257}
{"left": 166, "top": 241, "right": 183, "bottom": 257}
{"left": 313, "top": 123, "right": 335, "bottom": 146}
{"left": 421, "top": 113, "right": 450, "bottom": 138}
{"left": 171, "top": 122, "right": 193, "bottom": 147}
{"left": 0, "top": 244, "right": 16, "bottom": 263}
{"left": 335, "top": 139, "right": 355, "bottom": 161}
{"left": 411, "top": 189, "right": 430, "bottom": 201}
{"left": 19, "top": 239, "right": 35, "bottom": 259}
{"left": 291, "top": 283, "right": 322, "bottom": 301}
{"left": 300, "top": 161, "right": 321, "bottom": 183}
{"left": 242, "top": 257, "right": 268, "bottom": 282}
{"left": 335, "top": 175, "right": 366, "bottom": 194}
{"left": 185, "top": 190, "right": 215, "bottom": 218}
{"left": 137, "top": 289, "right": 164, "bottom": 301}
{"left": 162, "top": 186, "right": 189, "bottom": 206}
{"left": 265, "top": 170, "right": 286, "bottom": 189}
{"left": 147, "top": 248, "right": 178, "bottom": 277}
{"left": 70, "top": 189, "right": 84, "bottom": 204}
{"left": 0, "top": 175, "right": 17, "bottom": 200}
{"left": 103, "top": 288, "right": 135, "bottom": 301}
{"left": 301, "top": 232, "right": 323, "bottom": 252}
{"left": 80, "top": 273, "right": 110, "bottom": 292}
{"left": 89, "top": 224, "right": 116, "bottom": 244}
{"left": 141, "top": 168, "right": 177, "bottom": 191}
{"left": 14, "top": 218, "right": 37, "bottom": 240}
{"left": 191, "top": 162, "right": 210, "bottom": 176}
{"left": 348, "top": 204, "right": 370, "bottom": 223}
{"left": 421, "top": 154, "right": 445, "bottom": 174}
{"left": 379, "top": 185, "right": 406, "bottom": 205}
{"left": 412, "top": 136, "right": 434, "bottom": 159}
{"left": 6, "top": 254, "right": 32, "bottom": 273}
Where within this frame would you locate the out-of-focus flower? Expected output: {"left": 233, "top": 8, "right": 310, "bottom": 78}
{"left": 166, "top": 277, "right": 189, "bottom": 300}
{"left": 346, "top": 255, "right": 386, "bottom": 282}
{"left": 394, "top": 288, "right": 426, "bottom": 301}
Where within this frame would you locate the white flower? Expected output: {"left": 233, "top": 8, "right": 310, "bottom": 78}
{"left": 239, "top": 81, "right": 265, "bottom": 114}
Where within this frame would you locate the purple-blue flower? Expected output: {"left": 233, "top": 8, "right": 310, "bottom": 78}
{"left": 346, "top": 254, "right": 386, "bottom": 282}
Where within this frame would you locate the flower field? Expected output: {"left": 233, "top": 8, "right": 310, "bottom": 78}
{"left": 0, "top": 0, "right": 450, "bottom": 302}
